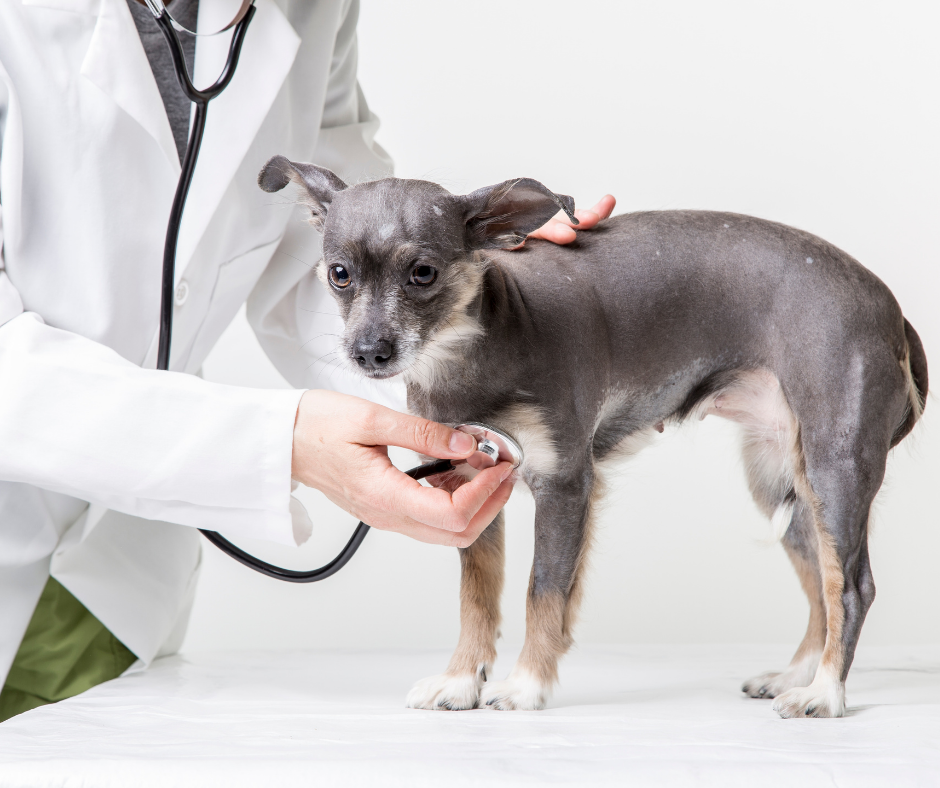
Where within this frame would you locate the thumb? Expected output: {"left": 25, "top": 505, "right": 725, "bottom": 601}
{"left": 365, "top": 410, "right": 477, "bottom": 459}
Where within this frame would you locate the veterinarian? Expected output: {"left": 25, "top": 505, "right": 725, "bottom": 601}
{"left": 0, "top": 0, "right": 613, "bottom": 721}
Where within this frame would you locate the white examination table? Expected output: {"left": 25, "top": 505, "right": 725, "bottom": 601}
{"left": 1, "top": 645, "right": 938, "bottom": 787}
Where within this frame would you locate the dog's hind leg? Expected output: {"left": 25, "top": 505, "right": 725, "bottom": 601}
{"left": 406, "top": 511, "right": 504, "bottom": 710}
{"left": 742, "top": 500, "right": 827, "bottom": 698}
{"left": 770, "top": 417, "right": 886, "bottom": 718}
{"left": 481, "top": 472, "right": 598, "bottom": 710}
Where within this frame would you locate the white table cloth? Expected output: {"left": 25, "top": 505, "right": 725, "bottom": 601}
{"left": 1, "top": 645, "right": 938, "bottom": 787}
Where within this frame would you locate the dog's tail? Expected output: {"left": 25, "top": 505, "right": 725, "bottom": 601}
{"left": 891, "top": 318, "right": 928, "bottom": 447}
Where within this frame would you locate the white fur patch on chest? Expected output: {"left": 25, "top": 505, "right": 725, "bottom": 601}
{"left": 491, "top": 403, "right": 559, "bottom": 480}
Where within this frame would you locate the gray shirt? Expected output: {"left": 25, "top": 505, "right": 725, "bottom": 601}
{"left": 126, "top": 0, "right": 199, "bottom": 164}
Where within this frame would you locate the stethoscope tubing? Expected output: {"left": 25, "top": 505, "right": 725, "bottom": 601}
{"left": 197, "top": 459, "right": 455, "bottom": 583}
{"left": 154, "top": 5, "right": 256, "bottom": 372}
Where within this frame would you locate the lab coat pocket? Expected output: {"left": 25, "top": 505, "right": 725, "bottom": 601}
{"left": 186, "top": 237, "right": 282, "bottom": 373}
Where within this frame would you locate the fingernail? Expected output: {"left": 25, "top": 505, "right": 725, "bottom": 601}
{"left": 449, "top": 431, "right": 475, "bottom": 454}
{"left": 500, "top": 464, "right": 514, "bottom": 481}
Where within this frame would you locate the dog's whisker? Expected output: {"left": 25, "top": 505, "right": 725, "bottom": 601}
{"left": 305, "top": 349, "right": 339, "bottom": 373}
{"left": 276, "top": 250, "right": 319, "bottom": 270}
{"left": 300, "top": 333, "right": 342, "bottom": 349}
{"left": 297, "top": 308, "right": 343, "bottom": 317}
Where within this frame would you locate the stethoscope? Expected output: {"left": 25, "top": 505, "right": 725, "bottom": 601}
{"left": 141, "top": 0, "right": 523, "bottom": 582}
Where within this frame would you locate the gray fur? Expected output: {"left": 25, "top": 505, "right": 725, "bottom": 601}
{"left": 260, "top": 158, "right": 928, "bottom": 713}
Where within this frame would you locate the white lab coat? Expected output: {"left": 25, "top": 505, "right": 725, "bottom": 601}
{"left": 0, "top": 0, "right": 405, "bottom": 686}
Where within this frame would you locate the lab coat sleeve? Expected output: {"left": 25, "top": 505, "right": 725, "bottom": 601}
{"left": 246, "top": 0, "right": 407, "bottom": 411}
{"left": 0, "top": 309, "right": 304, "bottom": 545}
{"left": 0, "top": 204, "right": 304, "bottom": 546}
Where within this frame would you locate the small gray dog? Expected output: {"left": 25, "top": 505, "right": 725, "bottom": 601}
{"left": 260, "top": 155, "right": 927, "bottom": 718}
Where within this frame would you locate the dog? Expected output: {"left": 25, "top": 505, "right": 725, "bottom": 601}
{"left": 259, "top": 155, "right": 928, "bottom": 718}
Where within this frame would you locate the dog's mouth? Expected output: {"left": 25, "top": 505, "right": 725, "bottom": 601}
{"left": 357, "top": 366, "right": 403, "bottom": 381}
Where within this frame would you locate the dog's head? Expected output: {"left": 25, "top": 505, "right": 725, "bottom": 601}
{"left": 259, "top": 156, "right": 575, "bottom": 382}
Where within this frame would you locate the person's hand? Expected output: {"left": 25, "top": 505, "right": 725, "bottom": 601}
{"left": 291, "top": 390, "right": 514, "bottom": 547}
{"left": 522, "top": 194, "right": 616, "bottom": 246}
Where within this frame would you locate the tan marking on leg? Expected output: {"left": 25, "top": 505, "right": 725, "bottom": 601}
{"left": 406, "top": 513, "right": 504, "bottom": 710}
{"left": 813, "top": 526, "right": 846, "bottom": 680}
{"left": 773, "top": 435, "right": 847, "bottom": 717}
{"left": 785, "top": 542, "right": 827, "bottom": 667}
{"left": 743, "top": 535, "right": 827, "bottom": 698}
{"left": 483, "top": 477, "right": 602, "bottom": 710}
{"left": 479, "top": 590, "right": 568, "bottom": 711}
{"left": 447, "top": 512, "right": 505, "bottom": 677}
{"left": 517, "top": 589, "right": 569, "bottom": 688}
{"left": 790, "top": 432, "right": 845, "bottom": 682}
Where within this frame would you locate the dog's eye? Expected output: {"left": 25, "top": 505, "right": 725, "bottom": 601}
{"left": 329, "top": 265, "right": 352, "bottom": 289}
{"left": 410, "top": 264, "right": 437, "bottom": 286}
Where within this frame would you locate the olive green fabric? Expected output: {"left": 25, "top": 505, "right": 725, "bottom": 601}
{"left": 0, "top": 577, "right": 137, "bottom": 722}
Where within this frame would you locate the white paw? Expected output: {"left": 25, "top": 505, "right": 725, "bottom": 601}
{"left": 742, "top": 652, "right": 820, "bottom": 699}
{"left": 742, "top": 666, "right": 816, "bottom": 699}
{"left": 772, "top": 679, "right": 846, "bottom": 718}
{"left": 406, "top": 672, "right": 482, "bottom": 711}
{"left": 480, "top": 670, "right": 548, "bottom": 711}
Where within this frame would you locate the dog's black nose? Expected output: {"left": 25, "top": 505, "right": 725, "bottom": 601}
{"left": 354, "top": 338, "right": 394, "bottom": 369}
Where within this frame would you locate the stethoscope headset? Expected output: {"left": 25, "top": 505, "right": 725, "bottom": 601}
{"left": 138, "top": 0, "right": 523, "bottom": 582}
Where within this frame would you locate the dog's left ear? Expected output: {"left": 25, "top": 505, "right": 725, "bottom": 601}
{"left": 258, "top": 155, "right": 348, "bottom": 231}
{"left": 460, "top": 178, "right": 578, "bottom": 250}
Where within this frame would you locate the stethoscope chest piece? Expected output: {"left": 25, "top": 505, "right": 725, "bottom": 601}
{"left": 453, "top": 423, "right": 524, "bottom": 471}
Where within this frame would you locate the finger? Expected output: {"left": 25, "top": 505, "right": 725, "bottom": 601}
{"left": 449, "top": 462, "right": 514, "bottom": 523}
{"left": 527, "top": 219, "right": 577, "bottom": 244}
{"left": 590, "top": 194, "right": 616, "bottom": 220}
{"left": 571, "top": 196, "right": 615, "bottom": 229}
{"left": 462, "top": 478, "right": 514, "bottom": 537}
{"left": 379, "top": 480, "right": 514, "bottom": 547}
{"left": 385, "top": 462, "right": 512, "bottom": 532}
{"left": 528, "top": 194, "right": 617, "bottom": 241}
{"left": 361, "top": 407, "right": 477, "bottom": 459}
{"left": 570, "top": 208, "right": 600, "bottom": 229}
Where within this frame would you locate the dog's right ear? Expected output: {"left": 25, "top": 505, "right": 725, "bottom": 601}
{"left": 258, "top": 155, "right": 348, "bottom": 231}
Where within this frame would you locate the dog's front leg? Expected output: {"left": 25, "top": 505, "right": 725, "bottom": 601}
{"left": 482, "top": 473, "right": 597, "bottom": 710}
{"left": 406, "top": 512, "right": 505, "bottom": 710}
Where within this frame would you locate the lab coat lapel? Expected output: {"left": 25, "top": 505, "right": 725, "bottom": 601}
{"left": 175, "top": 0, "right": 301, "bottom": 274}
{"left": 76, "top": 0, "right": 182, "bottom": 174}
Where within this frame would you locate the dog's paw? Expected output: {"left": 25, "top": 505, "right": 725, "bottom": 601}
{"left": 480, "top": 671, "right": 548, "bottom": 711}
{"left": 741, "top": 669, "right": 810, "bottom": 699}
{"left": 406, "top": 672, "right": 481, "bottom": 711}
{"left": 742, "top": 653, "right": 821, "bottom": 699}
{"left": 771, "top": 680, "right": 846, "bottom": 718}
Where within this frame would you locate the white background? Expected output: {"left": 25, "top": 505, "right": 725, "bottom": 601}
{"left": 182, "top": 0, "right": 939, "bottom": 656}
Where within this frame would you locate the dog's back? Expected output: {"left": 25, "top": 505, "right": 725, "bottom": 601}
{"left": 476, "top": 210, "right": 920, "bottom": 455}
